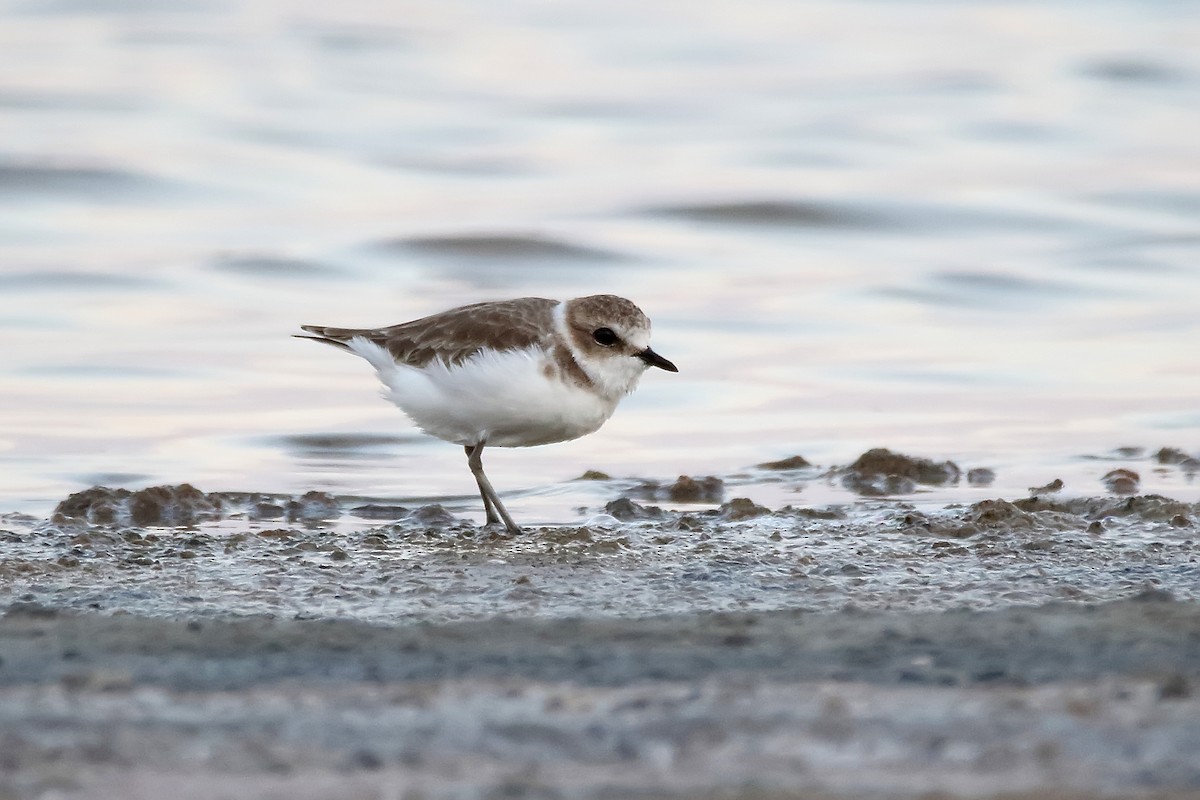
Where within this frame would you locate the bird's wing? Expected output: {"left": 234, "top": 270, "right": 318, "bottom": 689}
{"left": 298, "top": 297, "right": 560, "bottom": 368}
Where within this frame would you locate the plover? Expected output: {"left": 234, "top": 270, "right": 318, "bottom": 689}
{"left": 297, "top": 295, "right": 677, "bottom": 533}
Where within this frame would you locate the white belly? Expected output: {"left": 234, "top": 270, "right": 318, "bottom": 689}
{"left": 348, "top": 340, "right": 620, "bottom": 447}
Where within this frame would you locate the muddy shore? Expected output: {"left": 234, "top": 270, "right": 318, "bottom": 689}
{"left": 3, "top": 597, "right": 1200, "bottom": 799}
{"left": 3, "top": 464, "right": 1200, "bottom": 799}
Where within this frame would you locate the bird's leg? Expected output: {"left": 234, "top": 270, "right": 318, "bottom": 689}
{"left": 465, "top": 442, "right": 521, "bottom": 534}
{"left": 464, "top": 444, "right": 500, "bottom": 525}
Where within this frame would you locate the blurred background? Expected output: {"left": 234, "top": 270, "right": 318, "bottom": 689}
{"left": 1, "top": 0, "right": 1198, "bottom": 519}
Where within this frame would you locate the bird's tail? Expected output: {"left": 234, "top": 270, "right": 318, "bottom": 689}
{"left": 295, "top": 324, "right": 388, "bottom": 352}
{"left": 294, "top": 326, "right": 351, "bottom": 351}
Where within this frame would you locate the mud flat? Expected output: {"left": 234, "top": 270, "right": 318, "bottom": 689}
{"left": 2, "top": 598, "right": 1200, "bottom": 799}
{"left": 2, "top": 466, "right": 1200, "bottom": 799}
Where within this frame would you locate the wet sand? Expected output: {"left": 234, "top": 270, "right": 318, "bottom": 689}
{"left": 2, "top": 598, "right": 1200, "bottom": 799}
{"left": 3, "top": 465, "right": 1200, "bottom": 799}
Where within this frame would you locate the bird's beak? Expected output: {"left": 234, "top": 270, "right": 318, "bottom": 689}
{"left": 638, "top": 347, "right": 678, "bottom": 373}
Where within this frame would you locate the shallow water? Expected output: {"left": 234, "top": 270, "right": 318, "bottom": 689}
{"left": 1, "top": 0, "right": 1198, "bottom": 525}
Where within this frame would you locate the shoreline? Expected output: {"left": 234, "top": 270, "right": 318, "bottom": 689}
{"left": 3, "top": 469, "right": 1200, "bottom": 798}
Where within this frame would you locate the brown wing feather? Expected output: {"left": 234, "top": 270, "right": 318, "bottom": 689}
{"left": 299, "top": 297, "right": 559, "bottom": 367}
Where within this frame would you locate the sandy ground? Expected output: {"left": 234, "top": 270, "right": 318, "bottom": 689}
{"left": 3, "top": 596, "right": 1200, "bottom": 800}
{"left": 3, "top": 472, "right": 1200, "bottom": 798}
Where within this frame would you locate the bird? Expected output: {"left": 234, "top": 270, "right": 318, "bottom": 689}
{"left": 296, "top": 295, "right": 678, "bottom": 533}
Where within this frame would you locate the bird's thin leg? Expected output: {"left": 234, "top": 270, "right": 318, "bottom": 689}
{"left": 465, "top": 442, "right": 522, "bottom": 535}
{"left": 464, "top": 444, "right": 501, "bottom": 525}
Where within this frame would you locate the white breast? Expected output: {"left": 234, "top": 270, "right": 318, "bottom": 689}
{"left": 347, "top": 339, "right": 621, "bottom": 447}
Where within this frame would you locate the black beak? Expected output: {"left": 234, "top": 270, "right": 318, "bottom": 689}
{"left": 638, "top": 347, "right": 678, "bottom": 373}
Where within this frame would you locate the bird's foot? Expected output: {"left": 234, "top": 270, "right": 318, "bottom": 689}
{"left": 481, "top": 518, "right": 522, "bottom": 536}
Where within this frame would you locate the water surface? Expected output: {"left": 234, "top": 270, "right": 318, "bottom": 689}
{"left": 1, "top": 0, "right": 1198, "bottom": 524}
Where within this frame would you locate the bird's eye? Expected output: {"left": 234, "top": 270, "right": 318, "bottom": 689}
{"left": 592, "top": 327, "right": 619, "bottom": 347}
